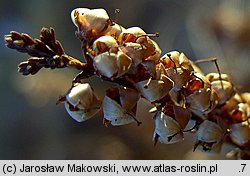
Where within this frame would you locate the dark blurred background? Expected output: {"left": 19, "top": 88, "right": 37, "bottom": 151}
{"left": 0, "top": 0, "right": 250, "bottom": 159}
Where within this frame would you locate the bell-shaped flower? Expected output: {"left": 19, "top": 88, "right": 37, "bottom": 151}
{"left": 161, "top": 51, "right": 194, "bottom": 91}
{"left": 211, "top": 80, "right": 235, "bottom": 105}
{"left": 230, "top": 121, "right": 250, "bottom": 146}
{"left": 64, "top": 83, "right": 102, "bottom": 122}
{"left": 103, "top": 87, "right": 140, "bottom": 126}
{"left": 92, "top": 36, "right": 132, "bottom": 79}
{"left": 71, "top": 8, "right": 111, "bottom": 38}
{"left": 93, "top": 51, "right": 132, "bottom": 79}
{"left": 153, "top": 111, "right": 183, "bottom": 144}
{"left": 194, "top": 120, "right": 224, "bottom": 151}
{"left": 135, "top": 75, "right": 173, "bottom": 102}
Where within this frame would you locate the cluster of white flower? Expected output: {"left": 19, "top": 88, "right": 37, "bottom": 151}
{"left": 4, "top": 7, "right": 250, "bottom": 157}
{"left": 65, "top": 8, "right": 250, "bottom": 153}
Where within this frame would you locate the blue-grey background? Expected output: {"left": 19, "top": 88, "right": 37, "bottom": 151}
{"left": 0, "top": 0, "right": 250, "bottom": 159}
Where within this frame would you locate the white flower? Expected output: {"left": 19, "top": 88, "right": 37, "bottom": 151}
{"left": 64, "top": 83, "right": 101, "bottom": 122}
{"left": 135, "top": 75, "right": 173, "bottom": 102}
{"left": 153, "top": 111, "right": 183, "bottom": 144}
{"left": 71, "top": 8, "right": 111, "bottom": 35}
{"left": 103, "top": 87, "right": 140, "bottom": 126}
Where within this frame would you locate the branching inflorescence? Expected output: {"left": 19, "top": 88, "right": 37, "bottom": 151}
{"left": 4, "top": 8, "right": 250, "bottom": 159}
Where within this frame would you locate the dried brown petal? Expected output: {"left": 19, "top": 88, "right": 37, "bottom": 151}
{"left": 178, "top": 52, "right": 194, "bottom": 71}
{"left": 120, "top": 42, "right": 144, "bottom": 66}
{"left": 93, "top": 52, "right": 117, "bottom": 78}
{"left": 160, "top": 51, "right": 180, "bottom": 68}
{"left": 161, "top": 51, "right": 193, "bottom": 71}
{"left": 221, "top": 93, "right": 242, "bottom": 114}
{"left": 116, "top": 51, "right": 132, "bottom": 77}
{"left": 166, "top": 68, "right": 192, "bottom": 91}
